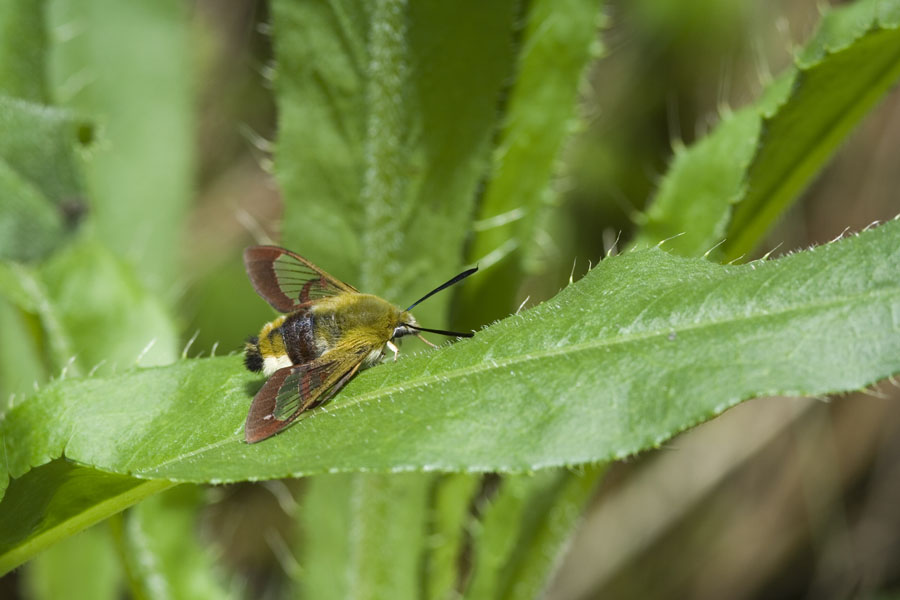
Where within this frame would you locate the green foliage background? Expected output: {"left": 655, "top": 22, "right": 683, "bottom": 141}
{"left": 1, "top": 0, "right": 900, "bottom": 598}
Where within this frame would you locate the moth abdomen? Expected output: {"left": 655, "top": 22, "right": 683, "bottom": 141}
{"left": 282, "top": 310, "right": 319, "bottom": 364}
{"left": 244, "top": 336, "right": 263, "bottom": 372}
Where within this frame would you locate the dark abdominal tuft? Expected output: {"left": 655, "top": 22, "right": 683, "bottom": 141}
{"left": 244, "top": 336, "right": 263, "bottom": 372}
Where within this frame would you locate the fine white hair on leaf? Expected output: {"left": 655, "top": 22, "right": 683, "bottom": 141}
{"left": 472, "top": 207, "right": 526, "bottom": 231}
{"left": 238, "top": 122, "right": 274, "bottom": 154}
{"left": 656, "top": 231, "right": 686, "bottom": 248}
{"left": 863, "top": 220, "right": 881, "bottom": 232}
{"left": 603, "top": 228, "right": 622, "bottom": 258}
{"left": 761, "top": 241, "right": 784, "bottom": 261}
{"left": 182, "top": 330, "right": 200, "bottom": 360}
{"left": 259, "top": 60, "right": 276, "bottom": 83}
{"left": 830, "top": 226, "right": 851, "bottom": 243}
{"left": 515, "top": 296, "right": 531, "bottom": 316}
{"left": 860, "top": 386, "right": 890, "bottom": 400}
{"left": 211, "top": 341, "right": 219, "bottom": 357}
{"left": 753, "top": 38, "right": 774, "bottom": 87}
{"left": 135, "top": 338, "right": 157, "bottom": 365}
{"left": 472, "top": 238, "right": 518, "bottom": 272}
{"left": 60, "top": 354, "right": 78, "bottom": 379}
{"left": 88, "top": 359, "right": 106, "bottom": 377}
{"left": 703, "top": 238, "right": 727, "bottom": 259}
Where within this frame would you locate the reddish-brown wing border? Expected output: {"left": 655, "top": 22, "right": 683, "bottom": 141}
{"left": 244, "top": 357, "right": 364, "bottom": 443}
{"left": 243, "top": 246, "right": 358, "bottom": 313}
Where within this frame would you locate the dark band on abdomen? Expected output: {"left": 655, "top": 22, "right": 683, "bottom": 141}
{"left": 281, "top": 310, "right": 318, "bottom": 365}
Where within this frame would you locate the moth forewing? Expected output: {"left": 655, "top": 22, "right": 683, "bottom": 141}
{"left": 243, "top": 246, "right": 356, "bottom": 312}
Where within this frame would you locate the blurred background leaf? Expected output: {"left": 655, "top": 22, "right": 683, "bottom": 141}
{"left": 114, "top": 486, "right": 238, "bottom": 600}
{"left": 632, "top": 0, "right": 900, "bottom": 259}
{"left": 48, "top": 0, "right": 194, "bottom": 299}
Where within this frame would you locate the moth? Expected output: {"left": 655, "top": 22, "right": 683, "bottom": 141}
{"left": 242, "top": 246, "right": 476, "bottom": 443}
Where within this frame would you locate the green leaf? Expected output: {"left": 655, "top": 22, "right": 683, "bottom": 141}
{"left": 0, "top": 240, "right": 180, "bottom": 575}
{"left": 0, "top": 297, "right": 46, "bottom": 401}
{"left": 0, "top": 4, "right": 90, "bottom": 263}
{"left": 116, "top": 486, "right": 237, "bottom": 600}
{"left": 0, "top": 258, "right": 77, "bottom": 374}
{"left": 723, "top": 1, "right": 900, "bottom": 260}
{"left": 0, "top": 96, "right": 90, "bottom": 262}
{"left": 423, "top": 474, "right": 481, "bottom": 600}
{"left": 273, "top": 0, "right": 520, "bottom": 323}
{"left": 272, "top": 0, "right": 371, "bottom": 282}
{"left": 460, "top": 0, "right": 603, "bottom": 324}
{"left": 39, "top": 238, "right": 179, "bottom": 373}
{"left": 2, "top": 219, "right": 898, "bottom": 492}
{"left": 346, "top": 474, "right": 431, "bottom": 599}
{"left": 488, "top": 467, "right": 604, "bottom": 600}
{"left": 633, "top": 0, "right": 900, "bottom": 259}
{"left": 21, "top": 523, "right": 122, "bottom": 600}
{"left": 296, "top": 474, "right": 355, "bottom": 600}
{"left": 0, "top": 460, "right": 173, "bottom": 575}
{"left": 1, "top": 237, "right": 180, "bottom": 379}
{"left": 0, "top": 0, "right": 49, "bottom": 102}
{"left": 0, "top": 96, "right": 89, "bottom": 217}
{"left": 462, "top": 474, "right": 552, "bottom": 599}
{"left": 462, "top": 467, "right": 603, "bottom": 600}
{"left": 358, "top": 0, "right": 519, "bottom": 309}
{"left": 298, "top": 475, "right": 435, "bottom": 600}
{"left": 0, "top": 160, "right": 68, "bottom": 264}
{"left": 47, "top": 0, "right": 193, "bottom": 296}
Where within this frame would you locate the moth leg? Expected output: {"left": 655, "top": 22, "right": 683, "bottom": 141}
{"left": 386, "top": 340, "right": 400, "bottom": 362}
{"left": 416, "top": 333, "right": 439, "bottom": 349}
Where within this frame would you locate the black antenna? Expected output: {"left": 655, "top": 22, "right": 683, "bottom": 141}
{"left": 407, "top": 324, "right": 474, "bottom": 338}
{"left": 405, "top": 267, "right": 478, "bottom": 312}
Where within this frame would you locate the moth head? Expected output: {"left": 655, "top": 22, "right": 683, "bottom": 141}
{"left": 392, "top": 312, "right": 418, "bottom": 339}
